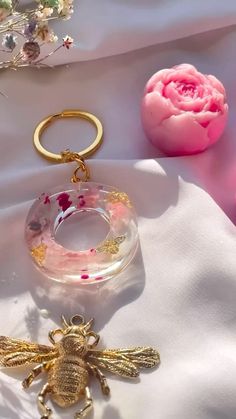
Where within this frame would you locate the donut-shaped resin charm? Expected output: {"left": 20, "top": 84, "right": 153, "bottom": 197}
{"left": 25, "top": 182, "right": 138, "bottom": 284}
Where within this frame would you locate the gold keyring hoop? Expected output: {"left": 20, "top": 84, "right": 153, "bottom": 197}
{"left": 33, "top": 110, "right": 103, "bottom": 163}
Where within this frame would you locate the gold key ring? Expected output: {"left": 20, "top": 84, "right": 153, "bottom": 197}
{"left": 33, "top": 109, "right": 103, "bottom": 163}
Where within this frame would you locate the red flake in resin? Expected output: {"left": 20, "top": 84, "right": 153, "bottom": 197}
{"left": 78, "top": 195, "right": 86, "bottom": 207}
{"left": 95, "top": 276, "right": 103, "bottom": 281}
{"left": 81, "top": 274, "right": 89, "bottom": 280}
{"left": 90, "top": 248, "right": 96, "bottom": 254}
{"left": 57, "top": 193, "right": 72, "bottom": 212}
{"left": 44, "top": 195, "right": 50, "bottom": 204}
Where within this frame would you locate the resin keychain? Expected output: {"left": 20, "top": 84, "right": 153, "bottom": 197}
{"left": 25, "top": 110, "right": 138, "bottom": 284}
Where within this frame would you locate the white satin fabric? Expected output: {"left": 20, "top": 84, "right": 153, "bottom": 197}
{"left": 1, "top": 1, "right": 236, "bottom": 418}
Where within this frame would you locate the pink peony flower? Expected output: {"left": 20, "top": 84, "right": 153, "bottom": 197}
{"left": 141, "top": 64, "right": 228, "bottom": 156}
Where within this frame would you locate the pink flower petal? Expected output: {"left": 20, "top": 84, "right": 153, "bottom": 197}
{"left": 148, "top": 113, "right": 210, "bottom": 155}
{"left": 145, "top": 68, "right": 176, "bottom": 92}
{"left": 142, "top": 91, "right": 178, "bottom": 129}
{"left": 207, "top": 109, "right": 228, "bottom": 144}
{"left": 206, "top": 75, "right": 226, "bottom": 96}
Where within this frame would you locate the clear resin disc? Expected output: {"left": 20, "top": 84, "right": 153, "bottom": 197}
{"left": 25, "top": 182, "right": 138, "bottom": 284}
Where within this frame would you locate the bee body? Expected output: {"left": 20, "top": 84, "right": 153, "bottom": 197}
{"left": 48, "top": 356, "right": 88, "bottom": 408}
{"left": 0, "top": 314, "right": 160, "bottom": 419}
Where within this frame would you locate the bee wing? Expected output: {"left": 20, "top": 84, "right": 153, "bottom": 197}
{"left": 108, "top": 244, "right": 119, "bottom": 254}
{"left": 96, "top": 244, "right": 107, "bottom": 253}
{"left": 0, "top": 336, "right": 58, "bottom": 367}
{"left": 87, "top": 347, "right": 160, "bottom": 378}
{"left": 116, "top": 236, "right": 125, "bottom": 244}
{"left": 97, "top": 236, "right": 125, "bottom": 255}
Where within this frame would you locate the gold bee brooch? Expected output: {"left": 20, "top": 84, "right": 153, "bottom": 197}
{"left": 0, "top": 315, "right": 160, "bottom": 418}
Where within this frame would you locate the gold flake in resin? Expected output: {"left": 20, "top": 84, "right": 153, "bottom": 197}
{"left": 31, "top": 243, "right": 47, "bottom": 266}
{"left": 107, "top": 191, "right": 133, "bottom": 208}
{"left": 96, "top": 236, "right": 125, "bottom": 255}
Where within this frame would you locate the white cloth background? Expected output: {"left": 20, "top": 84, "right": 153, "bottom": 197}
{"left": 1, "top": 1, "right": 236, "bottom": 418}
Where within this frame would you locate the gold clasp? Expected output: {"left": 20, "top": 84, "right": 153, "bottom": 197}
{"left": 61, "top": 150, "right": 90, "bottom": 183}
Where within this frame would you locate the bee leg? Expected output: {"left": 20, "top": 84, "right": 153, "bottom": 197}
{"left": 22, "top": 362, "right": 46, "bottom": 389}
{"left": 86, "top": 362, "right": 110, "bottom": 396}
{"left": 38, "top": 382, "right": 52, "bottom": 419}
{"left": 74, "top": 386, "right": 93, "bottom": 419}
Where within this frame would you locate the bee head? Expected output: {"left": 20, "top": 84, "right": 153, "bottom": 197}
{"left": 48, "top": 315, "right": 100, "bottom": 353}
{"left": 61, "top": 314, "right": 94, "bottom": 335}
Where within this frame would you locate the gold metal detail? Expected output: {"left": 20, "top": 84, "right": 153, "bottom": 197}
{"left": 107, "top": 191, "right": 133, "bottom": 208}
{"left": 96, "top": 235, "right": 126, "bottom": 255}
{"left": 0, "top": 315, "right": 160, "bottom": 419}
{"left": 33, "top": 110, "right": 103, "bottom": 162}
{"left": 61, "top": 149, "right": 90, "bottom": 183}
{"left": 31, "top": 243, "right": 47, "bottom": 266}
